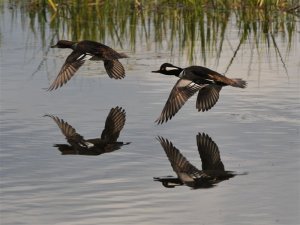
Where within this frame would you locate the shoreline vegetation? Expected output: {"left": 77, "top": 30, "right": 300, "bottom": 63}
{"left": 4, "top": 0, "right": 299, "bottom": 74}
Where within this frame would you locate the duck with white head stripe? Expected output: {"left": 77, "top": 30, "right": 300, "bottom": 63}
{"left": 152, "top": 63, "right": 247, "bottom": 124}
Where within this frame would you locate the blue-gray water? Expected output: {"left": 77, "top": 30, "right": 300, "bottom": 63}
{"left": 1, "top": 3, "right": 299, "bottom": 225}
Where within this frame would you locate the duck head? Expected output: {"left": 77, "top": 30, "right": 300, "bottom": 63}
{"left": 51, "top": 40, "right": 77, "bottom": 49}
{"left": 152, "top": 63, "right": 183, "bottom": 76}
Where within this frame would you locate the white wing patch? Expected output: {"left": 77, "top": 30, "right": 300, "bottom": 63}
{"left": 176, "top": 79, "right": 193, "bottom": 87}
{"left": 78, "top": 142, "right": 94, "bottom": 148}
{"left": 205, "top": 79, "right": 215, "bottom": 83}
{"left": 85, "top": 142, "right": 94, "bottom": 148}
{"left": 77, "top": 54, "right": 93, "bottom": 61}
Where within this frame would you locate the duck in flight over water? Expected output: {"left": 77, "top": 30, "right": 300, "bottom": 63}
{"left": 48, "top": 40, "right": 128, "bottom": 91}
{"left": 152, "top": 63, "right": 247, "bottom": 124}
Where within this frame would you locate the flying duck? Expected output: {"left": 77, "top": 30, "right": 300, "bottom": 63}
{"left": 48, "top": 40, "right": 128, "bottom": 91}
{"left": 152, "top": 63, "right": 247, "bottom": 124}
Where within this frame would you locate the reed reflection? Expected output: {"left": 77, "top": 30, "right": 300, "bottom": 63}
{"left": 154, "top": 133, "right": 245, "bottom": 189}
{"left": 8, "top": 1, "right": 296, "bottom": 69}
{"left": 45, "top": 106, "right": 130, "bottom": 155}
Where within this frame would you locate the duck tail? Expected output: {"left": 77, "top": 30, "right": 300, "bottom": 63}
{"left": 231, "top": 78, "right": 247, "bottom": 88}
{"left": 119, "top": 52, "right": 129, "bottom": 58}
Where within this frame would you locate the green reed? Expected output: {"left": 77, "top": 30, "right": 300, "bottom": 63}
{"left": 4, "top": 0, "right": 299, "bottom": 71}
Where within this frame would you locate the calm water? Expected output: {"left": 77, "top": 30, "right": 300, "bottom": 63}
{"left": 1, "top": 3, "right": 300, "bottom": 225}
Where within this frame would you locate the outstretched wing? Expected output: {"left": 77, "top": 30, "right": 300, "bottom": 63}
{"left": 156, "top": 79, "right": 204, "bottom": 124}
{"left": 104, "top": 60, "right": 125, "bottom": 79}
{"left": 45, "top": 114, "right": 85, "bottom": 145}
{"left": 196, "top": 85, "right": 222, "bottom": 112}
{"left": 101, "top": 106, "right": 126, "bottom": 142}
{"left": 157, "top": 136, "right": 203, "bottom": 179}
{"left": 47, "top": 51, "right": 86, "bottom": 91}
{"left": 196, "top": 133, "right": 225, "bottom": 171}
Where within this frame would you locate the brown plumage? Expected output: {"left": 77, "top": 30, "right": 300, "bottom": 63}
{"left": 48, "top": 40, "right": 128, "bottom": 91}
{"left": 45, "top": 106, "right": 130, "bottom": 155}
{"left": 154, "top": 133, "right": 240, "bottom": 189}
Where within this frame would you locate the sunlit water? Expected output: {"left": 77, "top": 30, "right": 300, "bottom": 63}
{"left": 1, "top": 3, "right": 299, "bottom": 225}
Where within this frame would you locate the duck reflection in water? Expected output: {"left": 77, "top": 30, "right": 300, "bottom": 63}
{"left": 154, "top": 133, "right": 246, "bottom": 189}
{"left": 45, "top": 106, "right": 130, "bottom": 155}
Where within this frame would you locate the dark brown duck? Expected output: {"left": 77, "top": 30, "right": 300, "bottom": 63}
{"left": 45, "top": 106, "right": 130, "bottom": 155}
{"left": 48, "top": 40, "right": 128, "bottom": 91}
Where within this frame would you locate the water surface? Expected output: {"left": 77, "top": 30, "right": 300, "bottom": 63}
{"left": 0, "top": 2, "right": 299, "bottom": 225}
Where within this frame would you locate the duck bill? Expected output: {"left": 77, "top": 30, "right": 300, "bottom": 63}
{"left": 50, "top": 44, "right": 57, "bottom": 48}
{"left": 151, "top": 70, "right": 161, "bottom": 73}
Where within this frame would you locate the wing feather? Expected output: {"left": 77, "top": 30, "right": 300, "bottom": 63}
{"left": 45, "top": 114, "right": 85, "bottom": 145}
{"left": 104, "top": 60, "right": 125, "bottom": 79}
{"left": 101, "top": 107, "right": 126, "bottom": 142}
{"left": 196, "top": 133, "right": 225, "bottom": 171}
{"left": 196, "top": 85, "right": 222, "bottom": 112}
{"left": 157, "top": 136, "right": 203, "bottom": 179}
{"left": 47, "top": 51, "right": 86, "bottom": 91}
{"left": 156, "top": 79, "right": 203, "bottom": 124}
